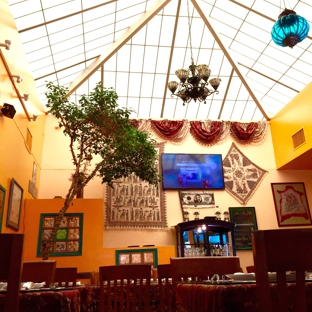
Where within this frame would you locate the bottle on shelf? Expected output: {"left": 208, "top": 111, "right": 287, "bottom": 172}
{"left": 222, "top": 243, "right": 229, "bottom": 256}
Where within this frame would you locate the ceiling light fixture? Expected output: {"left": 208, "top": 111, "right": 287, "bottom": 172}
{"left": 22, "top": 93, "right": 29, "bottom": 101}
{"left": 0, "top": 103, "right": 16, "bottom": 119}
{"left": 167, "top": 0, "right": 221, "bottom": 106}
{"left": 11, "top": 75, "right": 23, "bottom": 83}
{"left": 0, "top": 40, "right": 11, "bottom": 50}
{"left": 30, "top": 114, "right": 37, "bottom": 121}
{"left": 271, "top": 3, "right": 310, "bottom": 48}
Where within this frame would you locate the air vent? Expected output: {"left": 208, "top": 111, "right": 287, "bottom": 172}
{"left": 292, "top": 128, "right": 306, "bottom": 149}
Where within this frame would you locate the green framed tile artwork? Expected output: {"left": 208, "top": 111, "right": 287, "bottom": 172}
{"left": 116, "top": 248, "right": 158, "bottom": 268}
{"left": 37, "top": 213, "right": 83, "bottom": 257}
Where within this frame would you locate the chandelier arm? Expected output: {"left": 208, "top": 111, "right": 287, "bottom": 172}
{"left": 166, "top": 0, "right": 221, "bottom": 105}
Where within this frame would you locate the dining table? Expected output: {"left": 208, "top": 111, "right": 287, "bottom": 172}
{"left": 0, "top": 287, "right": 81, "bottom": 312}
{"left": 80, "top": 281, "right": 175, "bottom": 311}
{"left": 0, "top": 280, "right": 174, "bottom": 312}
{"left": 175, "top": 281, "right": 312, "bottom": 312}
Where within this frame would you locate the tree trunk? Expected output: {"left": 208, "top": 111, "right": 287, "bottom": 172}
{"left": 42, "top": 194, "right": 74, "bottom": 259}
{"left": 76, "top": 187, "right": 84, "bottom": 198}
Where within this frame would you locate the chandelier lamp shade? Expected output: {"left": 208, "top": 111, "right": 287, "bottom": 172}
{"left": 167, "top": 0, "right": 221, "bottom": 106}
{"left": 167, "top": 63, "right": 221, "bottom": 105}
{"left": 271, "top": 8, "right": 310, "bottom": 48}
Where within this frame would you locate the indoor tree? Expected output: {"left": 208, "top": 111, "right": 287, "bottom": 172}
{"left": 42, "top": 82, "right": 160, "bottom": 259}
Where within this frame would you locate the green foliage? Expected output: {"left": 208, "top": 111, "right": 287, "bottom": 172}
{"left": 45, "top": 81, "right": 161, "bottom": 188}
{"left": 42, "top": 82, "right": 160, "bottom": 260}
{"left": 42, "top": 81, "right": 161, "bottom": 259}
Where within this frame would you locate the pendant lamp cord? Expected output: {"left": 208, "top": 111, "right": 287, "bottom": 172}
{"left": 186, "top": 0, "right": 194, "bottom": 67}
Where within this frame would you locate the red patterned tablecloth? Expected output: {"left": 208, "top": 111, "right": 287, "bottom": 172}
{"left": 0, "top": 282, "right": 174, "bottom": 312}
{"left": 80, "top": 283, "right": 175, "bottom": 311}
{"left": 176, "top": 282, "right": 312, "bottom": 312}
{"left": 0, "top": 288, "right": 81, "bottom": 312}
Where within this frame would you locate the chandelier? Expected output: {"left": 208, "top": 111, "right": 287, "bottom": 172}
{"left": 167, "top": 0, "right": 221, "bottom": 106}
{"left": 271, "top": 5, "right": 310, "bottom": 48}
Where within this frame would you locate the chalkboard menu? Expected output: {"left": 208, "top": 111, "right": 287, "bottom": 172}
{"left": 229, "top": 207, "right": 258, "bottom": 250}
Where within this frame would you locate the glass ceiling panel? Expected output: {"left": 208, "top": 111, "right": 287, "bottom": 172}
{"left": 41, "top": 0, "right": 69, "bottom": 9}
{"left": 7, "top": 0, "right": 312, "bottom": 121}
{"left": 19, "top": 26, "right": 47, "bottom": 43}
{"left": 292, "top": 59, "right": 312, "bottom": 75}
{"left": 210, "top": 7, "right": 244, "bottom": 30}
{"left": 235, "top": 32, "right": 267, "bottom": 52}
{"left": 231, "top": 41, "right": 262, "bottom": 60}
{"left": 46, "top": 16, "right": 82, "bottom": 34}
{"left": 14, "top": 12, "right": 45, "bottom": 29}
{"left": 9, "top": 0, "right": 41, "bottom": 17}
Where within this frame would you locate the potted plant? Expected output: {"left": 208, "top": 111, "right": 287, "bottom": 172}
{"left": 42, "top": 82, "right": 161, "bottom": 259}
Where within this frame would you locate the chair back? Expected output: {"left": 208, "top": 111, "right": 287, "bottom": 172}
{"left": 157, "top": 264, "right": 174, "bottom": 312}
{"left": 246, "top": 265, "right": 255, "bottom": 273}
{"left": 0, "top": 233, "right": 24, "bottom": 312}
{"left": 170, "top": 256, "right": 242, "bottom": 289}
{"left": 252, "top": 229, "right": 312, "bottom": 312}
{"left": 22, "top": 260, "right": 56, "bottom": 288}
{"left": 54, "top": 267, "right": 77, "bottom": 287}
{"left": 99, "top": 264, "right": 151, "bottom": 312}
{"left": 90, "top": 271, "right": 100, "bottom": 285}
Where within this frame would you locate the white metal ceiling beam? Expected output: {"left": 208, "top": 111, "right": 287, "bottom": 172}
{"left": 218, "top": 68, "right": 234, "bottom": 120}
{"left": 68, "top": 0, "right": 172, "bottom": 95}
{"left": 191, "top": 0, "right": 270, "bottom": 121}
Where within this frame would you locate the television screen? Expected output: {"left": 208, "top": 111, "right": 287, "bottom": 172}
{"left": 161, "top": 153, "right": 225, "bottom": 190}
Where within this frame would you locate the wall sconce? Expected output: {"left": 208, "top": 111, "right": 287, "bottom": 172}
{"left": 22, "top": 93, "right": 29, "bottom": 101}
{"left": 0, "top": 103, "right": 16, "bottom": 119}
{"left": 0, "top": 40, "right": 11, "bottom": 50}
{"left": 11, "top": 75, "right": 23, "bottom": 83}
{"left": 30, "top": 114, "right": 37, "bottom": 121}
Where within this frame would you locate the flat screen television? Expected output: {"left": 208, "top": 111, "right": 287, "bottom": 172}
{"left": 161, "top": 153, "right": 225, "bottom": 190}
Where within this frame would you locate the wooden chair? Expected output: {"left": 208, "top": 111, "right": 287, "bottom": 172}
{"left": 77, "top": 271, "right": 92, "bottom": 285}
{"left": 54, "top": 267, "right": 77, "bottom": 287}
{"left": 246, "top": 265, "right": 255, "bottom": 273}
{"left": 157, "top": 264, "right": 175, "bottom": 312}
{"left": 99, "top": 264, "right": 151, "bottom": 312}
{"left": 170, "top": 256, "right": 242, "bottom": 289}
{"left": 22, "top": 260, "right": 56, "bottom": 288}
{"left": 0, "top": 233, "right": 24, "bottom": 312}
{"left": 252, "top": 229, "right": 312, "bottom": 312}
{"left": 90, "top": 271, "right": 100, "bottom": 285}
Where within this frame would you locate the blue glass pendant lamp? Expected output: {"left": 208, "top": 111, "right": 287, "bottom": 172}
{"left": 271, "top": 8, "right": 310, "bottom": 48}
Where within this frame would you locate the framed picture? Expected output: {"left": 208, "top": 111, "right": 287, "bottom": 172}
{"left": 271, "top": 182, "right": 312, "bottom": 227}
{"left": 0, "top": 185, "right": 6, "bottom": 232}
{"left": 229, "top": 207, "right": 258, "bottom": 250}
{"left": 106, "top": 142, "right": 167, "bottom": 230}
{"left": 37, "top": 213, "right": 83, "bottom": 256}
{"left": 116, "top": 248, "right": 158, "bottom": 268}
{"left": 6, "top": 179, "right": 23, "bottom": 231}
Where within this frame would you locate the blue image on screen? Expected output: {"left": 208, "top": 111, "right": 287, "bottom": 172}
{"left": 161, "top": 153, "right": 225, "bottom": 190}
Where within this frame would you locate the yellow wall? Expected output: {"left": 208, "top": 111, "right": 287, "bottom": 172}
{"left": 270, "top": 82, "right": 312, "bottom": 169}
{"left": 38, "top": 118, "right": 312, "bottom": 272}
{"left": 2, "top": 0, "right": 312, "bottom": 275}
{"left": 0, "top": 0, "right": 46, "bottom": 233}
{"left": 23, "top": 198, "right": 175, "bottom": 272}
